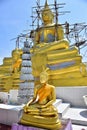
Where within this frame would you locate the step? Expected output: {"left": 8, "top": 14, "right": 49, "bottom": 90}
{"left": 56, "top": 103, "right": 70, "bottom": 117}
{"left": 62, "top": 108, "right": 87, "bottom": 126}
{"left": 72, "top": 124, "right": 87, "bottom": 130}
{"left": 53, "top": 99, "right": 62, "bottom": 107}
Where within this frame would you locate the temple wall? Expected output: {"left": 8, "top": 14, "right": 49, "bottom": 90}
{"left": 56, "top": 87, "right": 87, "bottom": 108}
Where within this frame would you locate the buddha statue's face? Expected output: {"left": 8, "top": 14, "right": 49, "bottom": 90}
{"left": 12, "top": 53, "right": 20, "bottom": 62}
{"left": 12, "top": 49, "right": 20, "bottom": 62}
{"left": 42, "top": 11, "right": 53, "bottom": 24}
{"left": 40, "top": 72, "right": 48, "bottom": 84}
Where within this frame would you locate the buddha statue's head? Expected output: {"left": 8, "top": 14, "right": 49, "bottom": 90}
{"left": 12, "top": 48, "right": 20, "bottom": 62}
{"left": 40, "top": 68, "right": 49, "bottom": 83}
{"left": 42, "top": 0, "right": 54, "bottom": 25}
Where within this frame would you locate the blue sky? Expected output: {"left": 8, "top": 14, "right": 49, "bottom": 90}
{"left": 0, "top": 0, "right": 87, "bottom": 64}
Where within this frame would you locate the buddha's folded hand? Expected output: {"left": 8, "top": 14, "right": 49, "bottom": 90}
{"left": 23, "top": 105, "right": 29, "bottom": 112}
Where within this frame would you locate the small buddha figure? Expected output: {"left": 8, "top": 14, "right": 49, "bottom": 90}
{"left": 0, "top": 48, "right": 22, "bottom": 92}
{"left": 11, "top": 48, "right": 22, "bottom": 73}
{"left": 20, "top": 70, "right": 61, "bottom": 129}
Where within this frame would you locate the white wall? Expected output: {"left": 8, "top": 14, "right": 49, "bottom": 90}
{"left": 56, "top": 87, "right": 87, "bottom": 108}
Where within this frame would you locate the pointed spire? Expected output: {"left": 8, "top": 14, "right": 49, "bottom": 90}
{"left": 44, "top": 0, "right": 48, "bottom": 8}
{"left": 42, "top": 0, "right": 53, "bottom": 15}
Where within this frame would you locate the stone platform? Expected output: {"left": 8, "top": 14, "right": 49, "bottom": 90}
{"left": 0, "top": 97, "right": 87, "bottom": 130}
{"left": 11, "top": 119, "right": 72, "bottom": 130}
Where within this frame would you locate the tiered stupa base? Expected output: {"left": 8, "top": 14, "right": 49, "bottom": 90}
{"left": 31, "top": 42, "right": 87, "bottom": 86}
{"left": 49, "top": 77, "right": 87, "bottom": 86}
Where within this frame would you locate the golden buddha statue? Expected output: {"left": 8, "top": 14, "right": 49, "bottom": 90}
{"left": 31, "top": 0, "right": 69, "bottom": 53}
{"left": 0, "top": 48, "right": 22, "bottom": 92}
{"left": 20, "top": 70, "right": 61, "bottom": 129}
{"left": 30, "top": 0, "right": 87, "bottom": 86}
{"left": 35, "top": 2, "right": 63, "bottom": 43}
{"left": 11, "top": 48, "right": 22, "bottom": 73}
{"left": 30, "top": 0, "right": 69, "bottom": 85}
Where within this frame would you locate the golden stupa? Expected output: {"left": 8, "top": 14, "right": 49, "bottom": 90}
{"left": 30, "top": 0, "right": 87, "bottom": 87}
{"left": 0, "top": 48, "right": 22, "bottom": 92}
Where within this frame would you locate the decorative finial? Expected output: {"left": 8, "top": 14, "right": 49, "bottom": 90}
{"left": 42, "top": 0, "right": 53, "bottom": 15}
{"left": 45, "top": 0, "right": 48, "bottom": 8}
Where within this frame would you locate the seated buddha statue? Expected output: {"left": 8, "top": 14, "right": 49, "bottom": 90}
{"left": 30, "top": 0, "right": 69, "bottom": 79}
{"left": 20, "top": 70, "right": 61, "bottom": 130}
{"left": 31, "top": 0, "right": 87, "bottom": 87}
{"left": 0, "top": 48, "right": 22, "bottom": 92}
{"left": 11, "top": 48, "right": 22, "bottom": 74}
{"left": 31, "top": 0, "right": 69, "bottom": 54}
